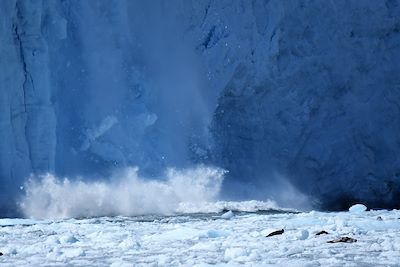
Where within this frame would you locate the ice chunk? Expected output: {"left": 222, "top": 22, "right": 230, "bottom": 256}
{"left": 59, "top": 234, "right": 78, "bottom": 244}
{"left": 158, "top": 255, "right": 170, "bottom": 265}
{"left": 81, "top": 116, "right": 118, "bottom": 151}
{"left": 224, "top": 247, "right": 248, "bottom": 261}
{"left": 45, "top": 235, "right": 60, "bottom": 245}
{"left": 118, "top": 239, "right": 140, "bottom": 249}
{"left": 151, "top": 227, "right": 202, "bottom": 241}
{"left": 297, "top": 230, "right": 309, "bottom": 240}
{"left": 206, "top": 229, "right": 228, "bottom": 238}
{"left": 349, "top": 204, "right": 367, "bottom": 213}
{"left": 63, "top": 248, "right": 85, "bottom": 257}
{"left": 4, "top": 247, "right": 17, "bottom": 255}
{"left": 287, "top": 247, "right": 304, "bottom": 256}
{"left": 110, "top": 261, "right": 132, "bottom": 267}
{"left": 221, "top": 210, "right": 234, "bottom": 219}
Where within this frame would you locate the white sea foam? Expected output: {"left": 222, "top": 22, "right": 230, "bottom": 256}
{"left": 20, "top": 166, "right": 225, "bottom": 219}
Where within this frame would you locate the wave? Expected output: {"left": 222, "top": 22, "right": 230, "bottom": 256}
{"left": 20, "top": 166, "right": 225, "bottom": 219}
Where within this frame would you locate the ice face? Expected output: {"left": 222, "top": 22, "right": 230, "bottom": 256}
{"left": 0, "top": 0, "right": 56, "bottom": 216}
{"left": 1, "top": 0, "right": 400, "bottom": 216}
{"left": 210, "top": 1, "right": 400, "bottom": 210}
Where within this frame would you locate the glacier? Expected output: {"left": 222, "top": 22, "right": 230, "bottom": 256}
{"left": 1, "top": 0, "right": 400, "bottom": 216}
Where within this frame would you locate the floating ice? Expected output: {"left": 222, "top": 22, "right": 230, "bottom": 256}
{"left": 63, "top": 248, "right": 86, "bottom": 258}
{"left": 349, "top": 204, "right": 367, "bottom": 213}
{"left": 221, "top": 210, "right": 234, "bottom": 219}
{"left": 59, "top": 235, "right": 78, "bottom": 244}
{"left": 224, "top": 247, "right": 248, "bottom": 261}
{"left": 297, "top": 229, "right": 309, "bottom": 240}
{"left": 1, "top": 209, "right": 400, "bottom": 266}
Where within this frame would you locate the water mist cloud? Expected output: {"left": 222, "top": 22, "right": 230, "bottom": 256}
{"left": 20, "top": 166, "right": 225, "bottom": 219}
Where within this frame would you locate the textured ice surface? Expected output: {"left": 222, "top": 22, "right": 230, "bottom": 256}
{"left": 1, "top": 0, "right": 400, "bottom": 214}
{"left": 1, "top": 209, "right": 400, "bottom": 266}
{"left": 209, "top": 0, "right": 400, "bottom": 209}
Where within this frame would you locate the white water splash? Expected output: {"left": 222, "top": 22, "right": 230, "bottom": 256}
{"left": 20, "top": 166, "right": 225, "bottom": 219}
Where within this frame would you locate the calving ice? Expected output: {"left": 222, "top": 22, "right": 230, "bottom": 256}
{"left": 20, "top": 166, "right": 225, "bottom": 219}
{"left": 0, "top": 0, "right": 399, "bottom": 266}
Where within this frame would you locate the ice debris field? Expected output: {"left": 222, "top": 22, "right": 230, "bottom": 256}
{"left": 0, "top": 203, "right": 399, "bottom": 267}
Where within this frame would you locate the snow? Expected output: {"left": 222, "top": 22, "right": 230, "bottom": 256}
{"left": 1, "top": 208, "right": 399, "bottom": 266}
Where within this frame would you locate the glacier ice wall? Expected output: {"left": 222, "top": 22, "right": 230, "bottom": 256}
{"left": 0, "top": 0, "right": 57, "bottom": 216}
{"left": 0, "top": 0, "right": 400, "bottom": 215}
{"left": 210, "top": 0, "right": 400, "bottom": 209}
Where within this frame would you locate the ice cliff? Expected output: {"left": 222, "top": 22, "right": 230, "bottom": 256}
{"left": 210, "top": 0, "right": 400, "bottom": 210}
{"left": 1, "top": 0, "right": 399, "bottom": 215}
